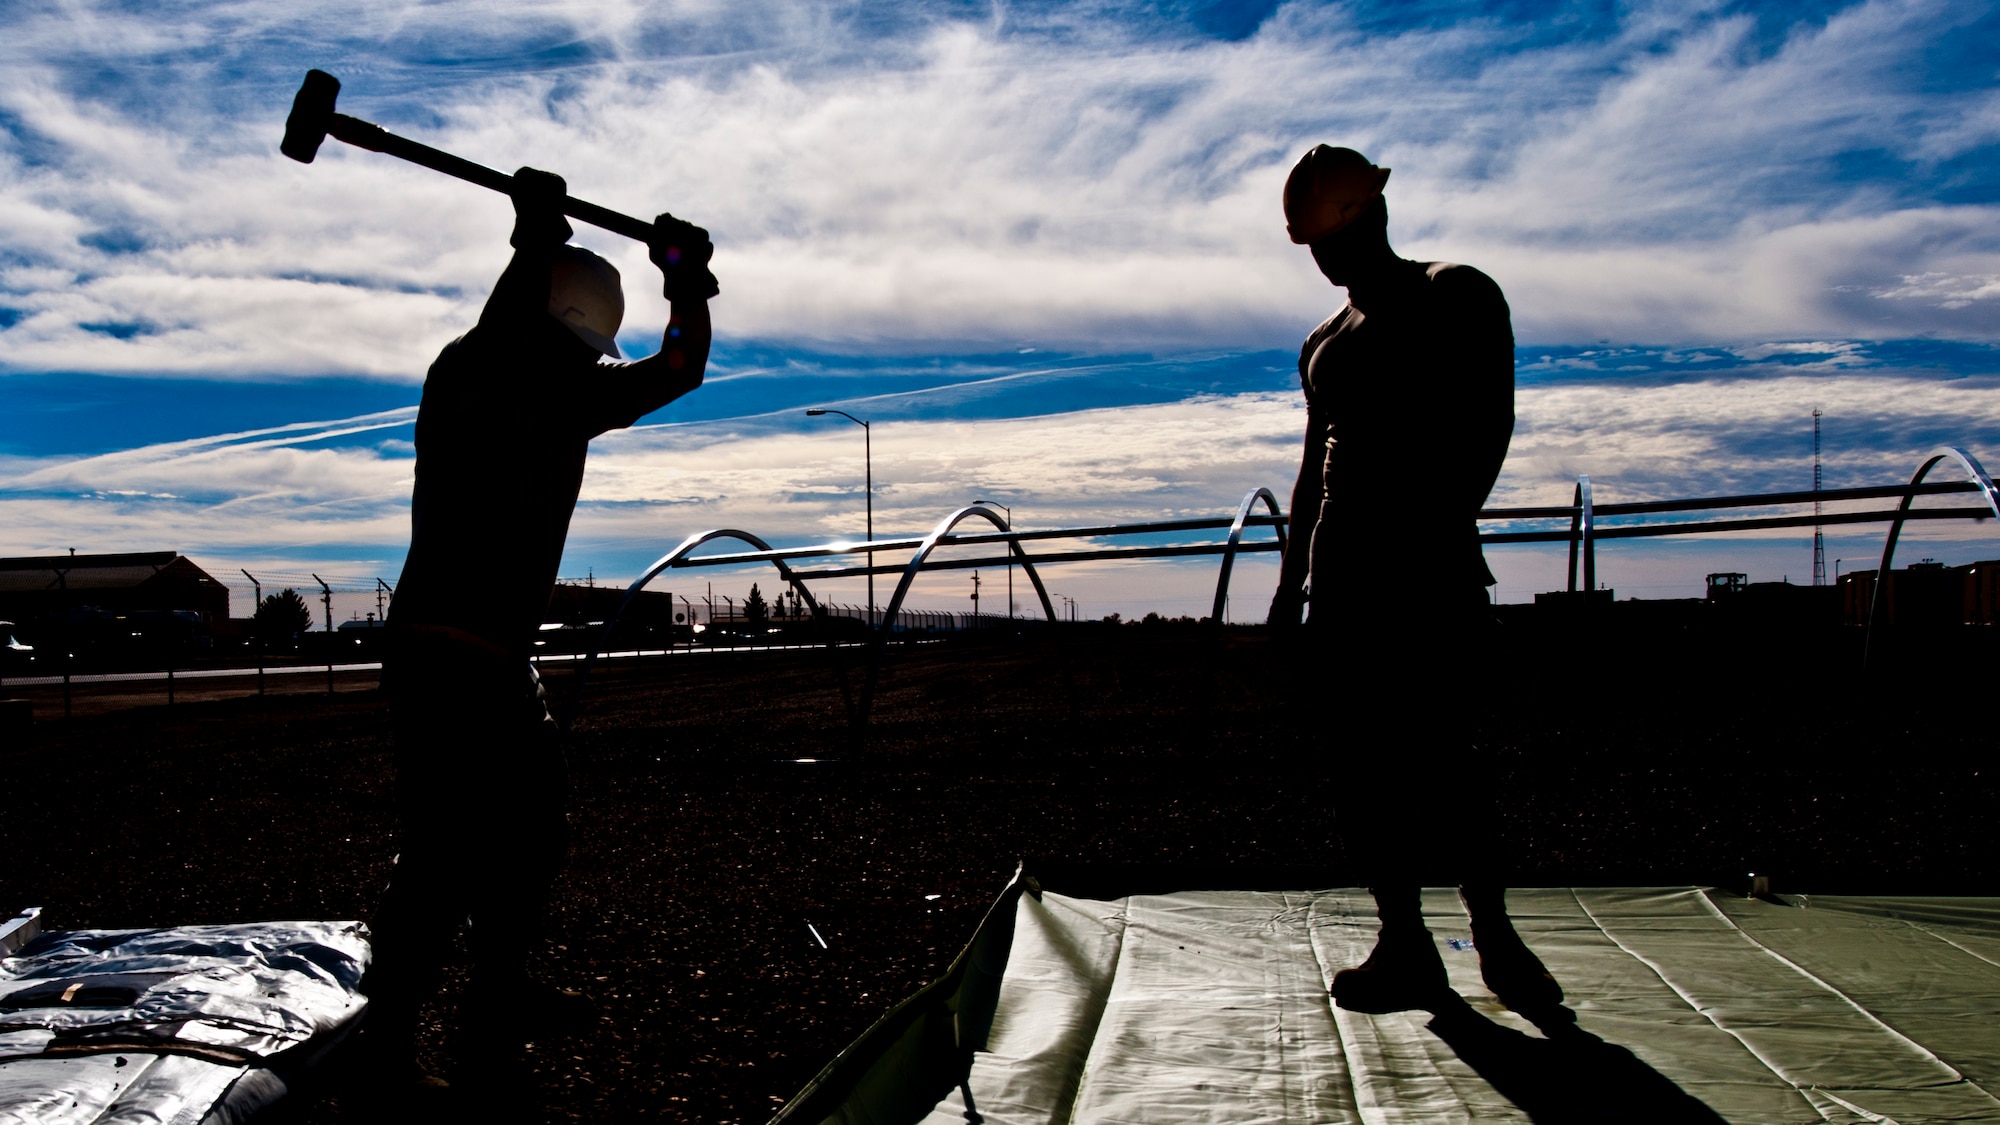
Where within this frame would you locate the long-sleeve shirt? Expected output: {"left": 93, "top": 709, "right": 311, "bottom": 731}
{"left": 388, "top": 240, "right": 703, "bottom": 661}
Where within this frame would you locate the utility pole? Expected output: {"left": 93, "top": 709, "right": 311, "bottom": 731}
{"left": 1812, "top": 409, "right": 1826, "bottom": 587}
{"left": 970, "top": 570, "right": 981, "bottom": 627}
{"left": 312, "top": 574, "right": 334, "bottom": 695}
{"left": 376, "top": 577, "right": 391, "bottom": 620}
{"left": 976, "top": 500, "right": 1013, "bottom": 623}
{"left": 241, "top": 570, "right": 264, "bottom": 696}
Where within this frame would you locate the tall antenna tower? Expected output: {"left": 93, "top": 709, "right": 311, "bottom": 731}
{"left": 1812, "top": 408, "right": 1826, "bottom": 586}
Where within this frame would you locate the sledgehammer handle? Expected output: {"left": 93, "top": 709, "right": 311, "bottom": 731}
{"left": 326, "top": 114, "right": 657, "bottom": 243}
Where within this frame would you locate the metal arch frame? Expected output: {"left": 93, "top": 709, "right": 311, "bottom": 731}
{"left": 1210, "top": 488, "right": 1288, "bottom": 624}
{"left": 1864, "top": 446, "right": 2000, "bottom": 666}
{"left": 878, "top": 505, "right": 1058, "bottom": 631}
{"left": 856, "top": 504, "right": 1058, "bottom": 729}
{"left": 566, "top": 528, "right": 825, "bottom": 728}
{"left": 1566, "top": 474, "right": 1596, "bottom": 594}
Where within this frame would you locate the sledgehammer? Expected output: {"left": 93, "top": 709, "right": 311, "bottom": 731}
{"left": 281, "top": 69, "right": 656, "bottom": 242}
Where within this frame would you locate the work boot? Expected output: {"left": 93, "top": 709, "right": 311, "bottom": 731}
{"left": 1473, "top": 926, "right": 1564, "bottom": 1012}
{"left": 1331, "top": 926, "right": 1450, "bottom": 1014}
{"left": 1458, "top": 886, "right": 1565, "bottom": 1013}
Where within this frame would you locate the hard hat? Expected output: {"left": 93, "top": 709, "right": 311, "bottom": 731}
{"left": 1283, "top": 145, "right": 1391, "bottom": 244}
{"left": 548, "top": 246, "right": 625, "bottom": 358}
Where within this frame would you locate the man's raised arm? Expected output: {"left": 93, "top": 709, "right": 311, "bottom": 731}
{"left": 584, "top": 213, "right": 718, "bottom": 429}
{"left": 634, "top": 213, "right": 716, "bottom": 412}
{"left": 480, "top": 167, "right": 574, "bottom": 330}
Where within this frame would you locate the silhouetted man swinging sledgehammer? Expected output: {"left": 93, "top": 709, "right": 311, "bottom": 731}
{"left": 357, "top": 169, "right": 715, "bottom": 1103}
{"left": 1268, "top": 146, "right": 1561, "bottom": 1016}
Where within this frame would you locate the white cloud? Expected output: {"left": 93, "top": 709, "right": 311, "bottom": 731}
{"left": 1874, "top": 272, "right": 2000, "bottom": 310}
{"left": 0, "top": 0, "right": 1996, "bottom": 379}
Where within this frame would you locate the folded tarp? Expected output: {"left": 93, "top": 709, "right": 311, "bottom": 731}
{"left": 0, "top": 913, "right": 370, "bottom": 1125}
{"left": 771, "top": 871, "right": 2000, "bottom": 1124}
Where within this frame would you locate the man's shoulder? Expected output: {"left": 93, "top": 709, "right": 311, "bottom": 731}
{"left": 1299, "top": 303, "right": 1354, "bottom": 356}
{"left": 1420, "top": 261, "right": 1508, "bottom": 308}
{"left": 424, "top": 331, "right": 477, "bottom": 377}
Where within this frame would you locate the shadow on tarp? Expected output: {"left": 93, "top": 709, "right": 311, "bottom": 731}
{"left": 1426, "top": 994, "right": 1727, "bottom": 1124}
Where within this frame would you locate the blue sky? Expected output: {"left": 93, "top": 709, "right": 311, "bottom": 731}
{"left": 3, "top": 0, "right": 1998, "bottom": 619}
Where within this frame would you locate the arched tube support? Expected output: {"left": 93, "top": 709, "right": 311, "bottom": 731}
{"left": 564, "top": 528, "right": 823, "bottom": 728}
{"left": 1863, "top": 447, "right": 2000, "bottom": 667}
{"left": 1210, "top": 487, "right": 1287, "bottom": 624}
{"left": 855, "top": 505, "right": 1057, "bottom": 730}
{"left": 1566, "top": 475, "right": 1596, "bottom": 595}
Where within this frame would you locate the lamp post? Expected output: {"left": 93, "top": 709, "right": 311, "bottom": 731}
{"left": 974, "top": 499, "right": 1013, "bottom": 621}
{"left": 311, "top": 574, "right": 334, "bottom": 695}
{"left": 241, "top": 569, "right": 264, "bottom": 696}
{"left": 807, "top": 409, "right": 873, "bottom": 627}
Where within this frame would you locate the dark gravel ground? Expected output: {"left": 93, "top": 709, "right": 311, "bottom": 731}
{"left": 2, "top": 623, "right": 1994, "bottom": 1123}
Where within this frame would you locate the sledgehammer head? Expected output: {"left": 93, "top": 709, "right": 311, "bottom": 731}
{"left": 281, "top": 70, "right": 341, "bottom": 164}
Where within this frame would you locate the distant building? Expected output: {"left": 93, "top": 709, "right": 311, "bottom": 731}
{"left": 1532, "top": 588, "right": 1614, "bottom": 611}
{"left": 0, "top": 552, "right": 231, "bottom": 625}
{"left": 1841, "top": 558, "right": 2000, "bottom": 627}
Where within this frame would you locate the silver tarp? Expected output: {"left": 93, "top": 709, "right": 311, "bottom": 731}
{"left": 0, "top": 918, "right": 370, "bottom": 1125}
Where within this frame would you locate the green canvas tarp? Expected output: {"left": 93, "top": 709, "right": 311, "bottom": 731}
{"left": 772, "top": 872, "right": 2000, "bottom": 1124}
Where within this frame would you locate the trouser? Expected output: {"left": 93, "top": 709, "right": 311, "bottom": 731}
{"left": 362, "top": 653, "right": 570, "bottom": 1059}
{"left": 1309, "top": 589, "right": 1505, "bottom": 891}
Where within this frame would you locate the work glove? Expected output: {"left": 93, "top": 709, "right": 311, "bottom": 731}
{"left": 509, "top": 166, "right": 573, "bottom": 249}
{"left": 1267, "top": 584, "right": 1306, "bottom": 628}
{"left": 649, "top": 212, "right": 719, "bottom": 301}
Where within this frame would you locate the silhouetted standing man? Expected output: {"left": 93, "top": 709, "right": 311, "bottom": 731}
{"left": 1269, "top": 146, "right": 1558, "bottom": 1015}
{"left": 361, "top": 168, "right": 716, "bottom": 1106}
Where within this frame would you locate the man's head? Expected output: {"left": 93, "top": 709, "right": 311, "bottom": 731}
{"left": 1283, "top": 145, "right": 1389, "bottom": 244}
{"left": 1284, "top": 145, "right": 1394, "bottom": 285}
{"left": 549, "top": 246, "right": 625, "bottom": 358}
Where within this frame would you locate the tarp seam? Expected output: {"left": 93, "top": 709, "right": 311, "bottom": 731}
{"left": 1319, "top": 893, "right": 1413, "bottom": 1125}
{"left": 1301, "top": 893, "right": 1359, "bottom": 1119}
{"left": 1569, "top": 889, "right": 1833, "bottom": 1123}
{"left": 1898, "top": 920, "right": 2000, "bottom": 973}
{"left": 1054, "top": 895, "right": 1130, "bottom": 1125}
{"left": 1813, "top": 1088, "right": 1900, "bottom": 1124}
{"left": 1695, "top": 890, "right": 1994, "bottom": 1102}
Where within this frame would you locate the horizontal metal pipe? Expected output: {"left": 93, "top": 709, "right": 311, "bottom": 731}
{"left": 763, "top": 507, "right": 1992, "bottom": 576}
{"left": 788, "top": 541, "right": 1285, "bottom": 581}
{"left": 643, "top": 489, "right": 1992, "bottom": 573}
{"left": 1481, "top": 505, "right": 1992, "bottom": 545}
{"left": 1478, "top": 482, "right": 1981, "bottom": 522}
{"left": 661, "top": 517, "right": 1287, "bottom": 568}
{"left": 1590, "top": 480, "right": 1981, "bottom": 517}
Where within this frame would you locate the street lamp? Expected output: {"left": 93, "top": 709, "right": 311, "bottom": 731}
{"left": 974, "top": 499, "right": 1012, "bottom": 621}
{"left": 807, "top": 409, "right": 873, "bottom": 626}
